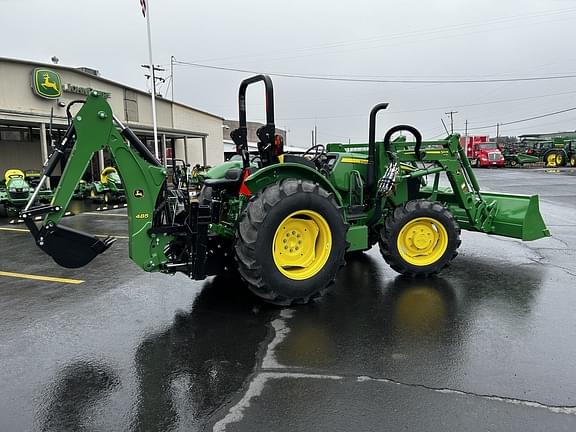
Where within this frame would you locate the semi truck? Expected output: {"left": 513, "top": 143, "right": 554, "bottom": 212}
{"left": 461, "top": 136, "right": 505, "bottom": 168}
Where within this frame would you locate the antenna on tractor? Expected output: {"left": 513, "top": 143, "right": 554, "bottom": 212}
{"left": 441, "top": 118, "right": 450, "bottom": 136}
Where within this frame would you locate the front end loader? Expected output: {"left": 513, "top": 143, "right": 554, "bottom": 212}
{"left": 22, "top": 75, "right": 550, "bottom": 305}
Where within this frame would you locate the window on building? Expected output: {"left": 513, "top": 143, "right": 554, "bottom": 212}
{"left": 124, "top": 89, "right": 139, "bottom": 122}
{"left": 0, "top": 127, "right": 31, "bottom": 142}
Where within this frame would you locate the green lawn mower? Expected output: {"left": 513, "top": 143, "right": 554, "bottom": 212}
{"left": 0, "top": 169, "right": 52, "bottom": 217}
{"left": 21, "top": 75, "right": 549, "bottom": 305}
{"left": 88, "top": 167, "right": 126, "bottom": 204}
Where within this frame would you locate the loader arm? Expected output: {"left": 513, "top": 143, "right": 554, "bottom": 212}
{"left": 22, "top": 92, "right": 210, "bottom": 276}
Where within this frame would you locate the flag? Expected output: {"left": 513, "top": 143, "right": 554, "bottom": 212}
{"left": 140, "top": 0, "right": 147, "bottom": 17}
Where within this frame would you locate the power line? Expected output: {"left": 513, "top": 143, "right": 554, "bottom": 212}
{"left": 271, "top": 89, "right": 576, "bottom": 121}
{"left": 461, "top": 106, "right": 576, "bottom": 131}
{"left": 182, "top": 7, "right": 576, "bottom": 65}
{"left": 174, "top": 60, "right": 576, "bottom": 84}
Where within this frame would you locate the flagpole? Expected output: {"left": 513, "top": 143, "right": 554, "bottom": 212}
{"left": 145, "top": 0, "right": 159, "bottom": 159}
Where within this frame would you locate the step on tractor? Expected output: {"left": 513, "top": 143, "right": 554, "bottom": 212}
{"left": 21, "top": 75, "right": 550, "bottom": 305}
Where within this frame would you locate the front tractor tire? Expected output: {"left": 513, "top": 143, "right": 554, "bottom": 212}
{"left": 235, "top": 179, "right": 347, "bottom": 306}
{"left": 379, "top": 200, "right": 461, "bottom": 277}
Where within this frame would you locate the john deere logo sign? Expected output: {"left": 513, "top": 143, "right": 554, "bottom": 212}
{"left": 32, "top": 68, "right": 62, "bottom": 99}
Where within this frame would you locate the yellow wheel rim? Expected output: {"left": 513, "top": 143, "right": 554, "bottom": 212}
{"left": 571, "top": 156, "right": 576, "bottom": 167}
{"left": 397, "top": 217, "right": 448, "bottom": 266}
{"left": 547, "top": 153, "right": 557, "bottom": 167}
{"left": 556, "top": 153, "right": 564, "bottom": 165}
{"left": 272, "top": 210, "right": 332, "bottom": 280}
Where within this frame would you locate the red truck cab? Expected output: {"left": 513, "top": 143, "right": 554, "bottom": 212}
{"left": 460, "top": 136, "right": 505, "bottom": 168}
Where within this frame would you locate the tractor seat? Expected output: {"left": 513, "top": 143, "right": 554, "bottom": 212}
{"left": 203, "top": 168, "right": 243, "bottom": 192}
{"left": 281, "top": 154, "right": 317, "bottom": 170}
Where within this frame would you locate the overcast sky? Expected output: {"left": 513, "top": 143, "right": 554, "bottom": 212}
{"left": 1, "top": 0, "right": 575, "bottom": 146}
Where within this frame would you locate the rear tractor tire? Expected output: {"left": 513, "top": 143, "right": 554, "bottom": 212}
{"left": 379, "top": 200, "right": 461, "bottom": 277}
{"left": 545, "top": 151, "right": 564, "bottom": 167}
{"left": 235, "top": 179, "right": 347, "bottom": 306}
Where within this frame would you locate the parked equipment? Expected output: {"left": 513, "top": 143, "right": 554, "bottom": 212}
{"left": 542, "top": 138, "right": 576, "bottom": 168}
{"left": 521, "top": 136, "right": 576, "bottom": 167}
{"left": 461, "top": 136, "right": 505, "bottom": 168}
{"left": 88, "top": 167, "right": 125, "bottom": 203}
{"left": 501, "top": 147, "right": 540, "bottom": 167}
{"left": 22, "top": 76, "right": 550, "bottom": 305}
{"left": 0, "top": 169, "right": 52, "bottom": 217}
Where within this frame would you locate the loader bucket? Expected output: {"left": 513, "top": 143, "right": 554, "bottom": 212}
{"left": 478, "top": 192, "right": 550, "bottom": 241}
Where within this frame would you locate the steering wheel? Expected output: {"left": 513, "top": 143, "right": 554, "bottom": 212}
{"left": 303, "top": 144, "right": 326, "bottom": 161}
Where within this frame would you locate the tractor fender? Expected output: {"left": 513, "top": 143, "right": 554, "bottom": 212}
{"left": 244, "top": 163, "right": 344, "bottom": 207}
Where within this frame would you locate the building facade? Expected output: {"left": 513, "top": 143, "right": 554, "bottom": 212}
{"left": 0, "top": 57, "right": 223, "bottom": 184}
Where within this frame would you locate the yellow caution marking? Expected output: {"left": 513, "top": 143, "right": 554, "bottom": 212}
{"left": 0, "top": 271, "right": 84, "bottom": 285}
{"left": 0, "top": 227, "right": 128, "bottom": 239}
{"left": 0, "top": 227, "right": 28, "bottom": 233}
{"left": 82, "top": 212, "right": 128, "bottom": 217}
{"left": 341, "top": 157, "right": 368, "bottom": 164}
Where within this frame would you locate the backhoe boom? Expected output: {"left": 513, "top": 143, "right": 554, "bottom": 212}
{"left": 22, "top": 92, "right": 209, "bottom": 276}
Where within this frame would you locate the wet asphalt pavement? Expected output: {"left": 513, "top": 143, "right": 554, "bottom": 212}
{"left": 0, "top": 168, "right": 575, "bottom": 431}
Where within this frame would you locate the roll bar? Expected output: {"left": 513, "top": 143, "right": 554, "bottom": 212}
{"left": 230, "top": 75, "right": 276, "bottom": 168}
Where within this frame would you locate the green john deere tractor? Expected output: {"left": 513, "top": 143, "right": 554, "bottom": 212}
{"left": 21, "top": 75, "right": 550, "bottom": 305}
{"left": 542, "top": 137, "right": 576, "bottom": 168}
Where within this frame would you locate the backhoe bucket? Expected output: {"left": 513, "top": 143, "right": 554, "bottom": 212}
{"left": 479, "top": 192, "right": 549, "bottom": 241}
{"left": 37, "top": 224, "right": 116, "bottom": 268}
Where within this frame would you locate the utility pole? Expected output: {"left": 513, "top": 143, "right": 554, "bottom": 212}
{"left": 496, "top": 123, "right": 500, "bottom": 146}
{"left": 445, "top": 111, "right": 458, "bottom": 134}
{"left": 141, "top": 64, "right": 166, "bottom": 97}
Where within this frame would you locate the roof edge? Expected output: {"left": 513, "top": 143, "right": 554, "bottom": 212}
{"left": 0, "top": 56, "right": 224, "bottom": 120}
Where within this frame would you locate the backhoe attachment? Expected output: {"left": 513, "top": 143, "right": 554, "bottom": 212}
{"left": 22, "top": 92, "right": 211, "bottom": 276}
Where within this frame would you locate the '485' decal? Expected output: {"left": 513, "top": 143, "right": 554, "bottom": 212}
{"left": 135, "top": 213, "right": 150, "bottom": 219}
